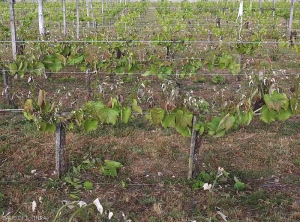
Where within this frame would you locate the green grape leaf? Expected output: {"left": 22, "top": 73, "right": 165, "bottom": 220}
{"left": 39, "top": 122, "right": 46, "bottom": 132}
{"left": 260, "top": 105, "right": 276, "bottom": 123}
{"left": 194, "top": 122, "right": 205, "bottom": 135}
{"left": 290, "top": 97, "right": 300, "bottom": 114}
{"left": 97, "top": 108, "right": 119, "bottom": 125}
{"left": 9, "top": 63, "right": 18, "bottom": 75}
{"left": 276, "top": 107, "right": 293, "bottom": 121}
{"left": 132, "top": 99, "right": 143, "bottom": 114}
{"left": 45, "top": 123, "right": 56, "bottom": 133}
{"left": 234, "top": 176, "right": 245, "bottom": 190}
{"left": 34, "top": 62, "right": 45, "bottom": 76}
{"left": 83, "top": 118, "right": 98, "bottom": 132}
{"left": 142, "top": 70, "right": 151, "bottom": 77}
{"left": 176, "top": 125, "right": 191, "bottom": 137}
{"left": 121, "top": 106, "right": 131, "bottom": 123}
{"left": 100, "top": 160, "right": 123, "bottom": 177}
{"left": 162, "top": 113, "right": 176, "bottom": 128}
{"left": 53, "top": 53, "right": 66, "bottom": 64}
{"left": 150, "top": 108, "right": 165, "bottom": 125}
{"left": 215, "top": 129, "right": 226, "bottom": 137}
{"left": 23, "top": 111, "right": 33, "bottom": 120}
{"left": 217, "top": 113, "right": 235, "bottom": 132}
{"left": 175, "top": 109, "right": 193, "bottom": 128}
{"left": 68, "top": 54, "right": 84, "bottom": 65}
{"left": 83, "top": 181, "right": 93, "bottom": 190}
{"left": 48, "top": 62, "right": 63, "bottom": 73}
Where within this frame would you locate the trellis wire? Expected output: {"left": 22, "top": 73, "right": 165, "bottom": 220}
{"left": 0, "top": 40, "right": 299, "bottom": 44}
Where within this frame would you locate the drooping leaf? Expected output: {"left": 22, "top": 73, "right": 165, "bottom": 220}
{"left": 290, "top": 97, "right": 300, "bottom": 114}
{"left": 264, "top": 91, "right": 289, "bottom": 112}
{"left": 97, "top": 108, "right": 119, "bottom": 125}
{"left": 176, "top": 125, "right": 191, "bottom": 137}
{"left": 9, "top": 63, "right": 18, "bottom": 75}
{"left": 121, "top": 106, "right": 131, "bottom": 123}
{"left": 276, "top": 107, "right": 293, "bottom": 121}
{"left": 150, "top": 108, "right": 165, "bottom": 125}
{"left": 83, "top": 118, "right": 98, "bottom": 132}
{"left": 23, "top": 111, "right": 33, "bottom": 120}
{"left": 162, "top": 113, "right": 176, "bottom": 128}
{"left": 175, "top": 109, "right": 193, "bottom": 128}
{"left": 132, "top": 99, "right": 142, "bottom": 114}
{"left": 67, "top": 54, "right": 84, "bottom": 65}
{"left": 260, "top": 105, "right": 276, "bottom": 123}
{"left": 48, "top": 62, "right": 62, "bottom": 73}
{"left": 215, "top": 129, "right": 226, "bottom": 137}
{"left": 33, "top": 62, "right": 45, "bottom": 76}
{"left": 23, "top": 99, "right": 33, "bottom": 113}
{"left": 194, "top": 122, "right": 205, "bottom": 135}
{"left": 217, "top": 113, "right": 235, "bottom": 132}
{"left": 45, "top": 123, "right": 56, "bottom": 133}
{"left": 37, "top": 89, "right": 46, "bottom": 109}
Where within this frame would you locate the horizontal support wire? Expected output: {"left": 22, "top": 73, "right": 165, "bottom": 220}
{"left": 0, "top": 40, "right": 298, "bottom": 44}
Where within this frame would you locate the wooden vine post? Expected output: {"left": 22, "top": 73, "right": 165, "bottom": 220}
{"left": 9, "top": 0, "right": 17, "bottom": 61}
{"left": 76, "top": 0, "right": 80, "bottom": 39}
{"left": 55, "top": 122, "right": 67, "bottom": 177}
{"left": 188, "top": 115, "right": 202, "bottom": 179}
{"left": 37, "top": 0, "right": 45, "bottom": 36}
{"left": 85, "top": 0, "right": 90, "bottom": 28}
{"left": 2, "top": 69, "right": 11, "bottom": 105}
{"left": 288, "top": 0, "right": 295, "bottom": 45}
{"left": 7, "top": 0, "right": 16, "bottom": 104}
{"left": 62, "top": 0, "right": 67, "bottom": 36}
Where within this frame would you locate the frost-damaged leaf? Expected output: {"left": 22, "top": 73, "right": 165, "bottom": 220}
{"left": 216, "top": 211, "right": 228, "bottom": 221}
{"left": 150, "top": 108, "right": 165, "bottom": 125}
{"left": 83, "top": 118, "right": 98, "bottom": 132}
{"left": 93, "top": 198, "right": 103, "bottom": 214}
{"left": 264, "top": 91, "right": 289, "bottom": 112}
{"left": 38, "top": 89, "right": 46, "bottom": 108}
{"left": 121, "top": 106, "right": 131, "bottom": 123}
{"left": 132, "top": 99, "right": 142, "bottom": 114}
{"left": 24, "top": 100, "right": 33, "bottom": 120}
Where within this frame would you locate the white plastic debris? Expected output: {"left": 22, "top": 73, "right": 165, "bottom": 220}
{"left": 93, "top": 198, "right": 103, "bottom": 214}
{"left": 32, "top": 201, "right": 37, "bottom": 212}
